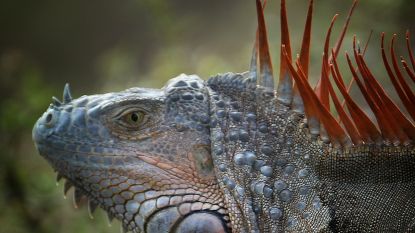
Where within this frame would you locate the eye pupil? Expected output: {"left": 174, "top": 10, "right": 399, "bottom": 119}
{"left": 120, "top": 110, "right": 146, "bottom": 128}
{"left": 131, "top": 113, "right": 139, "bottom": 122}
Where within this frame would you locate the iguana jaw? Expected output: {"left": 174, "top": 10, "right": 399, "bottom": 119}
{"left": 33, "top": 76, "right": 231, "bottom": 232}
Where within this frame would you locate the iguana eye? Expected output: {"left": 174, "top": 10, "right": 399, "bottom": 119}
{"left": 119, "top": 110, "right": 147, "bottom": 128}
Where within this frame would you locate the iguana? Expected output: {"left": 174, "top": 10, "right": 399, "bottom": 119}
{"left": 32, "top": 0, "right": 415, "bottom": 232}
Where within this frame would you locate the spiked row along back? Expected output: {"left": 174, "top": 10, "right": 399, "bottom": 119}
{"left": 251, "top": 0, "right": 415, "bottom": 148}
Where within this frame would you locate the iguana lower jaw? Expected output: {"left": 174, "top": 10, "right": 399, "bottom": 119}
{"left": 33, "top": 75, "right": 231, "bottom": 233}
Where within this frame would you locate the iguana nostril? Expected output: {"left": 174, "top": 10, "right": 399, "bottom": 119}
{"left": 44, "top": 111, "right": 57, "bottom": 127}
{"left": 45, "top": 113, "right": 53, "bottom": 124}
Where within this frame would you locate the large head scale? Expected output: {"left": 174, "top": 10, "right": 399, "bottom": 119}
{"left": 33, "top": 74, "right": 230, "bottom": 233}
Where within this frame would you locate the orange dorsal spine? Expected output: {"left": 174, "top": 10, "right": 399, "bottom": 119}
{"left": 327, "top": 64, "right": 363, "bottom": 145}
{"left": 315, "top": 15, "right": 338, "bottom": 111}
{"left": 277, "top": 0, "right": 293, "bottom": 104}
{"left": 249, "top": 0, "right": 267, "bottom": 81}
{"left": 255, "top": 0, "right": 274, "bottom": 91}
{"left": 390, "top": 35, "right": 415, "bottom": 108}
{"left": 354, "top": 51, "right": 414, "bottom": 143}
{"left": 406, "top": 31, "right": 415, "bottom": 74}
{"left": 348, "top": 49, "right": 398, "bottom": 144}
{"left": 251, "top": 0, "right": 414, "bottom": 147}
{"left": 331, "top": 53, "right": 382, "bottom": 144}
{"left": 292, "top": 0, "right": 314, "bottom": 113}
{"left": 286, "top": 51, "right": 350, "bottom": 146}
{"left": 332, "top": 60, "right": 382, "bottom": 144}
{"left": 381, "top": 33, "right": 415, "bottom": 121}
{"left": 401, "top": 57, "right": 415, "bottom": 84}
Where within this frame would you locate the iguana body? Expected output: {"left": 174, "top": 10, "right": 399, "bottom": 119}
{"left": 33, "top": 0, "right": 415, "bottom": 232}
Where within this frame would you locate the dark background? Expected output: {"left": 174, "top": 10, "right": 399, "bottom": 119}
{"left": 1, "top": 0, "right": 414, "bottom": 232}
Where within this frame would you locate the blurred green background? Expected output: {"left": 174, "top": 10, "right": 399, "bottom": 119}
{"left": 0, "top": 0, "right": 414, "bottom": 232}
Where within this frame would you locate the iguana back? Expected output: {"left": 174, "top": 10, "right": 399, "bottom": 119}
{"left": 33, "top": 0, "right": 415, "bottom": 232}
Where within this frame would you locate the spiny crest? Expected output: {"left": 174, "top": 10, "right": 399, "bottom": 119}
{"left": 251, "top": 0, "right": 415, "bottom": 147}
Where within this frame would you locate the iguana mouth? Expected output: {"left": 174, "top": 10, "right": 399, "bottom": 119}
{"left": 53, "top": 170, "right": 231, "bottom": 233}
{"left": 55, "top": 172, "right": 101, "bottom": 220}
{"left": 37, "top": 142, "right": 232, "bottom": 233}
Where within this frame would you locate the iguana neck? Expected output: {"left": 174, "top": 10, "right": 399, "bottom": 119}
{"left": 207, "top": 72, "right": 327, "bottom": 232}
{"left": 207, "top": 72, "right": 415, "bottom": 232}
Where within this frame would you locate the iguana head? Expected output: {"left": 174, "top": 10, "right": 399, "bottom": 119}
{"left": 33, "top": 74, "right": 230, "bottom": 233}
